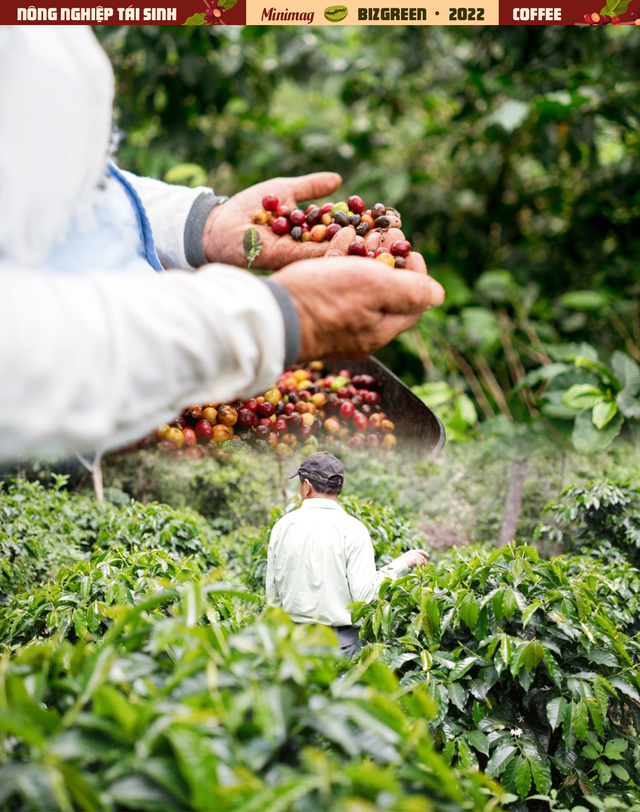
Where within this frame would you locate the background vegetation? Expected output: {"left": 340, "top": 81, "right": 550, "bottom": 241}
{"left": 97, "top": 24, "right": 640, "bottom": 447}
{"left": 2, "top": 25, "right": 639, "bottom": 811}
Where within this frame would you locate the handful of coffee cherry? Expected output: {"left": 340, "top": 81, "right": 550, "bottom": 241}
{"left": 252, "top": 194, "right": 412, "bottom": 269}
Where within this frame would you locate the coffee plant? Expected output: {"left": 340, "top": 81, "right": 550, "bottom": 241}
{"left": 2, "top": 474, "right": 640, "bottom": 809}
{"left": 521, "top": 347, "right": 640, "bottom": 456}
{"left": 0, "top": 595, "right": 505, "bottom": 811}
{"left": 540, "top": 479, "right": 640, "bottom": 566}
{"left": 0, "top": 477, "right": 107, "bottom": 596}
{"left": 0, "top": 547, "right": 202, "bottom": 647}
{"left": 351, "top": 544, "right": 640, "bottom": 807}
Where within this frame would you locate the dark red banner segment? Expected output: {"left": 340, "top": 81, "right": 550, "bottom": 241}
{"left": 499, "top": 0, "right": 638, "bottom": 23}
{"left": 5, "top": 0, "right": 245, "bottom": 24}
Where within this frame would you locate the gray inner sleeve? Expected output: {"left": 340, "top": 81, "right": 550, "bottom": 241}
{"left": 184, "top": 192, "right": 229, "bottom": 268}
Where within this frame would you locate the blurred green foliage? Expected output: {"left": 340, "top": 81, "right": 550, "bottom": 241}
{"left": 97, "top": 25, "right": 640, "bottom": 442}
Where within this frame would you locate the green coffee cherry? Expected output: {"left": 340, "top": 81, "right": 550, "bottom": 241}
{"left": 331, "top": 375, "right": 349, "bottom": 391}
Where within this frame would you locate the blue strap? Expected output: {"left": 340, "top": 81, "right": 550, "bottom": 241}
{"left": 108, "top": 161, "right": 164, "bottom": 273}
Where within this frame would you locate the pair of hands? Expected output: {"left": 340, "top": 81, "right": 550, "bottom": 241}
{"left": 203, "top": 172, "right": 445, "bottom": 362}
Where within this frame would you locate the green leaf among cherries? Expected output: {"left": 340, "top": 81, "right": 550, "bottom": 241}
{"left": 183, "top": 11, "right": 207, "bottom": 23}
{"left": 243, "top": 227, "right": 264, "bottom": 269}
{"left": 600, "top": 0, "right": 631, "bottom": 14}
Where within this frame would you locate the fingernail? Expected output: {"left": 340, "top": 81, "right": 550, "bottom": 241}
{"left": 327, "top": 251, "right": 342, "bottom": 258}
{"left": 430, "top": 280, "right": 445, "bottom": 307}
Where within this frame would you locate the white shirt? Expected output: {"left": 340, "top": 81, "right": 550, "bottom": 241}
{"left": 0, "top": 26, "right": 291, "bottom": 462}
{"left": 266, "top": 498, "right": 410, "bottom": 627}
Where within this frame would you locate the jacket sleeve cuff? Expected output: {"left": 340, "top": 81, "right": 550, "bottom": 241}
{"left": 184, "top": 192, "right": 229, "bottom": 269}
{"left": 259, "top": 278, "right": 301, "bottom": 369}
{"left": 388, "top": 557, "right": 410, "bottom": 578}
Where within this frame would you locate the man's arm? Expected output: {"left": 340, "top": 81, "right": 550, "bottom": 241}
{"left": 0, "top": 264, "right": 287, "bottom": 461}
{"left": 346, "top": 524, "right": 430, "bottom": 606}
{"left": 346, "top": 525, "right": 411, "bottom": 605}
{"left": 122, "top": 171, "right": 227, "bottom": 271}
{"left": 0, "top": 250, "right": 443, "bottom": 461}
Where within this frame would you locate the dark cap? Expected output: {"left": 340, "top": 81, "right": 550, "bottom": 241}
{"left": 288, "top": 451, "right": 345, "bottom": 487}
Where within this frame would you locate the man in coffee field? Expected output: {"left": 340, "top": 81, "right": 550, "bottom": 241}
{"left": 266, "top": 452, "right": 429, "bottom": 657}
{"left": 0, "top": 27, "right": 444, "bottom": 462}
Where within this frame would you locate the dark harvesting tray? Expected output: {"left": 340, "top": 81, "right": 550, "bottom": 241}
{"left": 323, "top": 357, "right": 446, "bottom": 458}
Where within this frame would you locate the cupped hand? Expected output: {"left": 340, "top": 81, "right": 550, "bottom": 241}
{"left": 269, "top": 231, "right": 444, "bottom": 361}
{"left": 203, "top": 173, "right": 344, "bottom": 270}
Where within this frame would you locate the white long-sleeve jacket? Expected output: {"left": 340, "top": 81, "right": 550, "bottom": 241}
{"left": 0, "top": 177, "right": 298, "bottom": 461}
{"left": 266, "top": 499, "right": 410, "bottom": 627}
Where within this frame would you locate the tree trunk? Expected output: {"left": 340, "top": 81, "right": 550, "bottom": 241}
{"left": 499, "top": 458, "right": 528, "bottom": 546}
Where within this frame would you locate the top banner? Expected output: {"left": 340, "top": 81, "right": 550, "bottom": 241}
{"left": 7, "top": 0, "right": 640, "bottom": 26}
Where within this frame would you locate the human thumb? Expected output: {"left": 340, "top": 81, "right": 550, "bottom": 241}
{"left": 325, "top": 226, "right": 357, "bottom": 258}
{"left": 292, "top": 172, "right": 342, "bottom": 203}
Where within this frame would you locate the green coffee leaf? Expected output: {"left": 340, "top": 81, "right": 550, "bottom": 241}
{"left": 523, "top": 639, "right": 543, "bottom": 672}
{"left": 486, "top": 745, "right": 517, "bottom": 777}
{"left": 449, "top": 656, "right": 478, "bottom": 681}
{"left": 572, "top": 410, "right": 623, "bottom": 455}
{"left": 603, "top": 739, "right": 628, "bottom": 761}
{"left": 447, "top": 681, "right": 467, "bottom": 711}
{"left": 466, "top": 729, "right": 490, "bottom": 756}
{"left": 610, "top": 764, "right": 630, "bottom": 784}
{"left": 513, "top": 363, "right": 570, "bottom": 392}
{"left": 514, "top": 758, "right": 532, "bottom": 800}
{"left": 425, "top": 595, "right": 440, "bottom": 633}
{"left": 543, "top": 650, "right": 563, "bottom": 689}
{"left": 559, "top": 290, "right": 609, "bottom": 311}
{"left": 572, "top": 700, "right": 589, "bottom": 740}
{"left": 610, "top": 678, "right": 640, "bottom": 704}
{"left": 563, "top": 384, "right": 606, "bottom": 411}
{"left": 73, "top": 608, "right": 88, "bottom": 639}
{"left": 587, "top": 698, "right": 605, "bottom": 738}
{"left": 530, "top": 757, "right": 551, "bottom": 795}
{"left": 600, "top": 0, "right": 631, "bottom": 14}
{"left": 456, "top": 738, "right": 477, "bottom": 769}
{"left": 243, "top": 228, "right": 264, "bottom": 270}
{"left": 502, "top": 588, "right": 518, "bottom": 620}
{"left": 500, "top": 633, "right": 511, "bottom": 666}
{"left": 611, "top": 351, "right": 640, "bottom": 395}
{"left": 592, "top": 401, "right": 617, "bottom": 430}
{"left": 183, "top": 11, "right": 207, "bottom": 23}
{"left": 442, "top": 739, "right": 456, "bottom": 765}
{"left": 596, "top": 760, "right": 612, "bottom": 785}
{"left": 459, "top": 591, "right": 479, "bottom": 630}
{"left": 218, "top": 0, "right": 237, "bottom": 8}
{"left": 522, "top": 601, "right": 541, "bottom": 629}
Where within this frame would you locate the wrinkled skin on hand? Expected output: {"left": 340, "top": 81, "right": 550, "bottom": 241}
{"left": 269, "top": 227, "right": 444, "bottom": 362}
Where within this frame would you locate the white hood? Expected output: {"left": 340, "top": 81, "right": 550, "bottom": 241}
{"left": 0, "top": 26, "right": 114, "bottom": 266}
